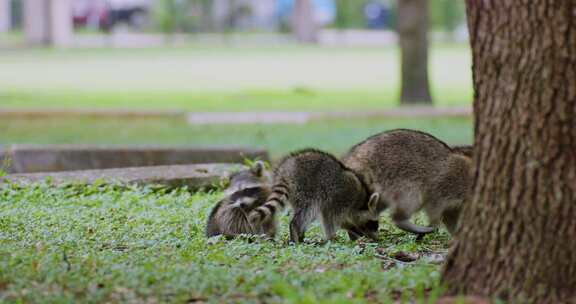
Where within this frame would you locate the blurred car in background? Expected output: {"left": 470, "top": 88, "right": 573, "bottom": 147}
{"left": 72, "top": 0, "right": 152, "bottom": 31}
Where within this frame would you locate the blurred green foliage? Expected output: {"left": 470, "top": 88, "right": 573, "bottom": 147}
{"left": 333, "top": 0, "right": 466, "bottom": 32}
{"left": 333, "top": 0, "right": 366, "bottom": 29}
{"left": 150, "top": 0, "right": 465, "bottom": 33}
{"left": 332, "top": 0, "right": 465, "bottom": 32}
{"left": 154, "top": 0, "right": 206, "bottom": 33}
{"left": 429, "top": 0, "right": 466, "bottom": 32}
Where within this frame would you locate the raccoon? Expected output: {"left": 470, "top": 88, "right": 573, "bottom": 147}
{"left": 451, "top": 145, "right": 474, "bottom": 158}
{"left": 248, "top": 149, "right": 384, "bottom": 243}
{"left": 343, "top": 129, "right": 473, "bottom": 235}
{"left": 205, "top": 161, "right": 275, "bottom": 238}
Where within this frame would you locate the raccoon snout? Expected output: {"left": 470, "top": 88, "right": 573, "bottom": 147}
{"left": 235, "top": 197, "right": 256, "bottom": 210}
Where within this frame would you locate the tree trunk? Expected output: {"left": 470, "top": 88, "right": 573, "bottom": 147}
{"left": 292, "top": 0, "right": 318, "bottom": 44}
{"left": 397, "top": 0, "right": 432, "bottom": 104}
{"left": 442, "top": 1, "right": 576, "bottom": 303}
{"left": 199, "top": 0, "right": 214, "bottom": 32}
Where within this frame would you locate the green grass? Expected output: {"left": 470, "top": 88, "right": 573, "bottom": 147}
{"left": 0, "top": 182, "right": 451, "bottom": 303}
{"left": 0, "top": 117, "right": 473, "bottom": 158}
{"left": 0, "top": 45, "right": 472, "bottom": 301}
{"left": 0, "top": 45, "right": 472, "bottom": 111}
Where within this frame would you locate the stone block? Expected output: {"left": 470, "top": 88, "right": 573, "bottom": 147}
{"left": 3, "top": 163, "right": 244, "bottom": 189}
{"left": 7, "top": 145, "right": 268, "bottom": 173}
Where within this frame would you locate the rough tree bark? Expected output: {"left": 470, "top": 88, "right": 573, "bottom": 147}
{"left": 292, "top": 0, "right": 318, "bottom": 44}
{"left": 442, "top": 1, "right": 576, "bottom": 303}
{"left": 397, "top": 0, "right": 432, "bottom": 104}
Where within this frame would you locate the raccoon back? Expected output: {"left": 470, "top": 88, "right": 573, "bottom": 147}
{"left": 343, "top": 129, "right": 456, "bottom": 191}
{"left": 273, "top": 149, "right": 369, "bottom": 211}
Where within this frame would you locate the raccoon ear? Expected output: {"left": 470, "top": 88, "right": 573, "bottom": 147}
{"left": 367, "top": 193, "right": 380, "bottom": 212}
{"left": 250, "top": 161, "right": 265, "bottom": 177}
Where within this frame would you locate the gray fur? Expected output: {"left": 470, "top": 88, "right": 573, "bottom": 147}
{"left": 343, "top": 129, "right": 472, "bottom": 235}
{"left": 248, "top": 149, "right": 384, "bottom": 243}
{"left": 205, "top": 161, "right": 276, "bottom": 238}
{"left": 451, "top": 145, "right": 474, "bottom": 158}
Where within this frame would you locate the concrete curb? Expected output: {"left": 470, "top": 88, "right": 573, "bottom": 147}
{"left": 0, "top": 109, "right": 186, "bottom": 119}
{"left": 4, "top": 145, "right": 268, "bottom": 174}
{"left": 2, "top": 163, "right": 244, "bottom": 189}
{"left": 187, "top": 107, "right": 471, "bottom": 125}
{"left": 0, "top": 107, "right": 471, "bottom": 124}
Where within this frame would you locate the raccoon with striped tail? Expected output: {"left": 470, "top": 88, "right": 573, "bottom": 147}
{"left": 205, "top": 161, "right": 276, "bottom": 238}
{"left": 248, "top": 149, "right": 385, "bottom": 244}
{"left": 343, "top": 129, "right": 473, "bottom": 236}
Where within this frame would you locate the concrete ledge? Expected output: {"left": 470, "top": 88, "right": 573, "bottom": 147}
{"left": 2, "top": 163, "right": 244, "bottom": 189}
{"left": 311, "top": 106, "right": 471, "bottom": 120}
{"left": 6, "top": 145, "right": 268, "bottom": 173}
{"left": 187, "top": 112, "right": 312, "bottom": 124}
{"left": 0, "top": 108, "right": 186, "bottom": 119}
{"left": 187, "top": 107, "right": 472, "bottom": 125}
{"left": 1, "top": 107, "right": 471, "bottom": 124}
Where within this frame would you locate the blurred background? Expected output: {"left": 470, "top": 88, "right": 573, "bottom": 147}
{"left": 0, "top": 0, "right": 472, "bottom": 160}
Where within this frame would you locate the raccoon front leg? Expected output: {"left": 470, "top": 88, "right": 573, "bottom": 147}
{"left": 357, "top": 220, "right": 380, "bottom": 241}
{"left": 261, "top": 218, "right": 277, "bottom": 238}
{"left": 346, "top": 228, "right": 362, "bottom": 241}
{"left": 344, "top": 223, "right": 378, "bottom": 241}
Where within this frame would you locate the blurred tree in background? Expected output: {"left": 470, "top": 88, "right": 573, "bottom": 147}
{"left": 292, "top": 0, "right": 318, "bottom": 43}
{"left": 397, "top": 0, "right": 432, "bottom": 105}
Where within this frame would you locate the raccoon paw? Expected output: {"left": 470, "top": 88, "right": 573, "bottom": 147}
{"left": 247, "top": 212, "right": 261, "bottom": 226}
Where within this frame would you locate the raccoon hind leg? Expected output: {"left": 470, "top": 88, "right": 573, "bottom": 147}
{"left": 391, "top": 208, "right": 434, "bottom": 235}
{"left": 423, "top": 201, "right": 444, "bottom": 228}
{"left": 388, "top": 189, "right": 434, "bottom": 235}
{"left": 289, "top": 208, "right": 316, "bottom": 244}
{"left": 319, "top": 214, "right": 338, "bottom": 241}
{"left": 441, "top": 207, "right": 461, "bottom": 235}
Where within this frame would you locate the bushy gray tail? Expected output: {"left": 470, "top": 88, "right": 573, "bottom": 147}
{"left": 248, "top": 184, "right": 288, "bottom": 225}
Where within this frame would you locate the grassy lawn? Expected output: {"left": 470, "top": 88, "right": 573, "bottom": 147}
{"left": 0, "top": 182, "right": 451, "bottom": 303}
{"left": 0, "top": 45, "right": 473, "bottom": 302}
{"left": 0, "top": 117, "right": 471, "bottom": 302}
{"left": 0, "top": 117, "right": 473, "bottom": 159}
{"left": 0, "top": 45, "right": 472, "bottom": 111}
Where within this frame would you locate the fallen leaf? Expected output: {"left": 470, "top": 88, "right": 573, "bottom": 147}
{"left": 392, "top": 251, "right": 418, "bottom": 263}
